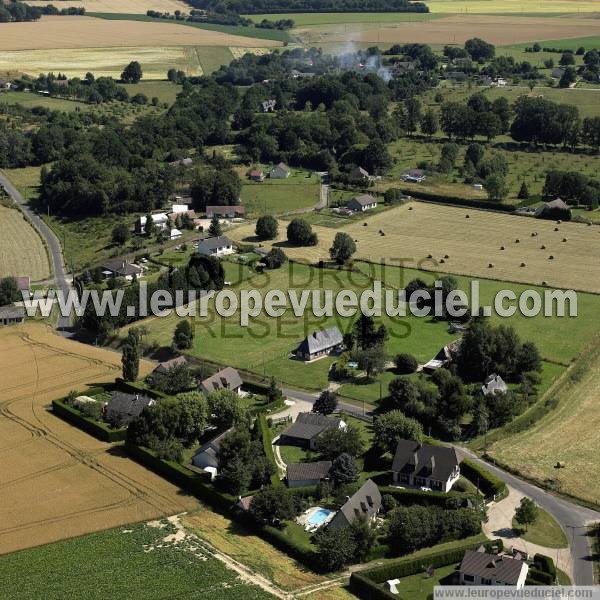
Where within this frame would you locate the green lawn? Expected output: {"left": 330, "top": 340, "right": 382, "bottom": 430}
{"left": 193, "top": 46, "right": 235, "bottom": 74}
{"left": 512, "top": 507, "right": 568, "bottom": 549}
{"left": 0, "top": 520, "right": 274, "bottom": 600}
{"left": 244, "top": 12, "right": 444, "bottom": 26}
{"left": 121, "top": 81, "right": 182, "bottom": 105}
{"left": 390, "top": 563, "right": 456, "bottom": 600}
{"left": 0, "top": 90, "right": 90, "bottom": 112}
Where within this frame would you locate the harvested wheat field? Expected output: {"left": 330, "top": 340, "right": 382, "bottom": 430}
{"left": 0, "top": 204, "right": 50, "bottom": 281}
{"left": 318, "top": 14, "right": 600, "bottom": 46}
{"left": 27, "top": 0, "right": 189, "bottom": 14}
{"left": 230, "top": 203, "right": 600, "bottom": 293}
{"left": 0, "top": 16, "right": 282, "bottom": 51}
{"left": 0, "top": 323, "right": 198, "bottom": 556}
{"left": 0, "top": 46, "right": 203, "bottom": 79}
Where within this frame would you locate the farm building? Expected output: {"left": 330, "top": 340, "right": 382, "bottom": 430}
{"left": 100, "top": 259, "right": 143, "bottom": 281}
{"left": 391, "top": 439, "right": 460, "bottom": 492}
{"left": 200, "top": 367, "right": 243, "bottom": 395}
{"left": 270, "top": 162, "right": 291, "bottom": 179}
{"left": 205, "top": 206, "right": 245, "bottom": 219}
{"left": 249, "top": 169, "right": 265, "bottom": 182}
{"left": 0, "top": 304, "right": 25, "bottom": 326}
{"left": 105, "top": 392, "right": 154, "bottom": 428}
{"left": 0, "top": 79, "right": 13, "bottom": 91}
{"left": 402, "top": 169, "right": 426, "bottom": 183}
{"left": 458, "top": 549, "right": 528, "bottom": 588}
{"left": 286, "top": 461, "right": 332, "bottom": 488}
{"left": 152, "top": 355, "right": 187, "bottom": 376}
{"left": 138, "top": 213, "right": 168, "bottom": 232}
{"left": 422, "top": 339, "right": 461, "bottom": 373}
{"left": 347, "top": 194, "right": 377, "bottom": 212}
{"left": 295, "top": 327, "right": 344, "bottom": 361}
{"left": 481, "top": 374, "right": 508, "bottom": 397}
{"left": 171, "top": 203, "right": 190, "bottom": 214}
{"left": 350, "top": 166, "right": 369, "bottom": 181}
{"left": 327, "top": 479, "right": 381, "bottom": 530}
{"left": 197, "top": 236, "right": 235, "bottom": 257}
{"left": 279, "top": 412, "right": 346, "bottom": 450}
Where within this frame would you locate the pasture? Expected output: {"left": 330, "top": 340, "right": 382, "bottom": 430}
{"left": 229, "top": 202, "right": 600, "bottom": 294}
{"left": 315, "top": 14, "right": 600, "bottom": 47}
{"left": 26, "top": 0, "right": 189, "bottom": 13}
{"left": 0, "top": 16, "right": 282, "bottom": 52}
{"left": 0, "top": 323, "right": 199, "bottom": 556}
{"left": 0, "top": 203, "right": 50, "bottom": 281}
{"left": 487, "top": 334, "right": 600, "bottom": 506}
{"left": 0, "top": 518, "right": 273, "bottom": 599}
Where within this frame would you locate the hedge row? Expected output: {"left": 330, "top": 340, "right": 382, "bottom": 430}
{"left": 52, "top": 398, "right": 126, "bottom": 442}
{"left": 379, "top": 486, "right": 471, "bottom": 508}
{"left": 460, "top": 459, "right": 507, "bottom": 500}
{"left": 257, "top": 413, "right": 281, "bottom": 486}
{"left": 533, "top": 553, "right": 556, "bottom": 580}
{"left": 402, "top": 189, "right": 517, "bottom": 213}
{"left": 527, "top": 568, "right": 554, "bottom": 585}
{"left": 349, "top": 538, "right": 503, "bottom": 600}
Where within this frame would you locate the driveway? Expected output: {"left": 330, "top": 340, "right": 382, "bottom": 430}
{"left": 0, "top": 171, "right": 72, "bottom": 335}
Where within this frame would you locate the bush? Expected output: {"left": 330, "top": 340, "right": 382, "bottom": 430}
{"left": 527, "top": 568, "right": 555, "bottom": 585}
{"left": 460, "top": 459, "right": 507, "bottom": 499}
{"left": 394, "top": 352, "right": 418, "bottom": 374}
{"left": 533, "top": 553, "right": 557, "bottom": 579}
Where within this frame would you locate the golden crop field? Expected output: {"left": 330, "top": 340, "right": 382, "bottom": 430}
{"left": 0, "top": 323, "right": 199, "bottom": 556}
{"left": 26, "top": 0, "right": 189, "bottom": 14}
{"left": 229, "top": 46, "right": 271, "bottom": 60}
{"left": 229, "top": 202, "right": 600, "bottom": 293}
{"left": 316, "top": 14, "right": 600, "bottom": 46}
{"left": 425, "top": 0, "right": 600, "bottom": 13}
{"left": 0, "top": 46, "right": 202, "bottom": 79}
{"left": 486, "top": 336, "right": 600, "bottom": 506}
{"left": 0, "top": 16, "right": 282, "bottom": 51}
{"left": 0, "top": 204, "right": 50, "bottom": 282}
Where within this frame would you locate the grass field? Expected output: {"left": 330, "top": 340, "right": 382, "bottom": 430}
{"left": 121, "top": 80, "right": 182, "bottom": 103}
{"left": 0, "top": 323, "right": 200, "bottom": 556}
{"left": 229, "top": 202, "right": 600, "bottom": 294}
{"left": 246, "top": 12, "right": 445, "bottom": 26}
{"left": 512, "top": 507, "right": 568, "bottom": 549}
{"left": 0, "top": 518, "right": 273, "bottom": 599}
{"left": 487, "top": 334, "right": 600, "bottom": 505}
{"left": 0, "top": 202, "right": 50, "bottom": 281}
{"left": 0, "top": 16, "right": 282, "bottom": 52}
{"left": 26, "top": 0, "right": 189, "bottom": 13}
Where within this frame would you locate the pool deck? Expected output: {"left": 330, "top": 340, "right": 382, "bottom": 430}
{"left": 297, "top": 506, "right": 336, "bottom": 532}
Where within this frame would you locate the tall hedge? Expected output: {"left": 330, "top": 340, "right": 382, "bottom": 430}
{"left": 257, "top": 413, "right": 281, "bottom": 486}
{"left": 460, "top": 459, "right": 507, "bottom": 500}
{"left": 52, "top": 398, "right": 126, "bottom": 442}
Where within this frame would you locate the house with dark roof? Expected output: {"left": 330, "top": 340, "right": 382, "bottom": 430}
{"left": 104, "top": 391, "right": 154, "bottom": 428}
{"left": 328, "top": 479, "right": 381, "bottom": 530}
{"left": 458, "top": 548, "right": 528, "bottom": 588}
{"left": 197, "top": 235, "right": 235, "bottom": 257}
{"left": 286, "top": 461, "right": 332, "bottom": 488}
{"left": 295, "top": 327, "right": 343, "bottom": 361}
{"left": 481, "top": 374, "right": 507, "bottom": 397}
{"left": 350, "top": 166, "right": 369, "bottom": 181}
{"left": 200, "top": 367, "right": 243, "bottom": 395}
{"left": 347, "top": 194, "right": 377, "bottom": 212}
{"left": 535, "top": 198, "right": 572, "bottom": 221}
{"left": 391, "top": 440, "right": 460, "bottom": 492}
{"left": 101, "top": 258, "right": 144, "bottom": 281}
{"left": 0, "top": 304, "right": 25, "bottom": 326}
{"left": 191, "top": 428, "right": 232, "bottom": 478}
{"left": 205, "top": 206, "right": 245, "bottom": 219}
{"left": 152, "top": 355, "right": 187, "bottom": 376}
{"left": 279, "top": 412, "right": 346, "bottom": 450}
{"left": 270, "top": 162, "right": 291, "bottom": 179}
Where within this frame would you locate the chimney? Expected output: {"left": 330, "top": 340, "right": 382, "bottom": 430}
{"left": 430, "top": 456, "right": 435, "bottom": 473}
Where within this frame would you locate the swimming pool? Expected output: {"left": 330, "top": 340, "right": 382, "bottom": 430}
{"left": 307, "top": 508, "right": 335, "bottom": 527}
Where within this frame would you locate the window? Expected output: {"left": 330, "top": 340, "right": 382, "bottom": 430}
{"left": 482, "top": 578, "right": 492, "bottom": 586}
{"left": 463, "top": 574, "right": 475, "bottom": 582}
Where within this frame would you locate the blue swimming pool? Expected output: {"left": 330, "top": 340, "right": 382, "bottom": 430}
{"left": 307, "top": 508, "right": 335, "bottom": 527}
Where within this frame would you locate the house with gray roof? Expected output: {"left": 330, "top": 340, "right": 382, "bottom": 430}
{"left": 286, "top": 461, "right": 332, "bottom": 488}
{"left": 105, "top": 391, "right": 154, "bottom": 428}
{"left": 152, "top": 355, "right": 188, "bottom": 376}
{"left": 197, "top": 235, "right": 235, "bottom": 257}
{"left": 270, "top": 162, "right": 291, "bottom": 179}
{"left": 279, "top": 412, "right": 346, "bottom": 450}
{"left": 328, "top": 479, "right": 381, "bottom": 530}
{"left": 191, "top": 428, "right": 232, "bottom": 477}
{"left": 295, "top": 327, "right": 343, "bottom": 361}
{"left": 458, "top": 548, "right": 528, "bottom": 588}
{"left": 100, "top": 258, "right": 143, "bottom": 281}
{"left": 535, "top": 198, "right": 571, "bottom": 220}
{"left": 200, "top": 367, "right": 243, "bottom": 395}
{"left": 0, "top": 304, "right": 25, "bottom": 326}
{"left": 347, "top": 194, "right": 377, "bottom": 212}
{"left": 481, "top": 374, "right": 507, "bottom": 397}
{"left": 205, "top": 206, "right": 245, "bottom": 219}
{"left": 391, "top": 439, "right": 460, "bottom": 492}
{"left": 350, "top": 166, "right": 369, "bottom": 181}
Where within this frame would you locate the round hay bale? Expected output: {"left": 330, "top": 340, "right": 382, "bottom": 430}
{"left": 427, "top": 254, "right": 433, "bottom": 259}
{"left": 444, "top": 254, "right": 449, "bottom": 259}
{"left": 515, "top": 239, "right": 520, "bottom": 243}
{"left": 531, "top": 232, "right": 537, "bottom": 237}
{"left": 554, "top": 227, "right": 559, "bottom": 231}
{"left": 500, "top": 246, "right": 505, "bottom": 250}
{"left": 363, "top": 222, "right": 368, "bottom": 226}
{"left": 408, "top": 206, "right": 413, "bottom": 211}
{"left": 521, "top": 262, "right": 527, "bottom": 267}
{"left": 562, "top": 237, "right": 567, "bottom": 242}
{"left": 542, "top": 281, "right": 548, "bottom": 286}
{"left": 541, "top": 244, "right": 546, "bottom": 249}
{"left": 440, "top": 258, "right": 445, "bottom": 264}
{"left": 557, "top": 220, "right": 562, "bottom": 224}
{"left": 488, "top": 263, "right": 494, "bottom": 268}
{"left": 549, "top": 255, "right": 554, "bottom": 260}
{"left": 465, "top": 214, "right": 470, "bottom": 219}
{"left": 380, "top": 232, "right": 386, "bottom": 236}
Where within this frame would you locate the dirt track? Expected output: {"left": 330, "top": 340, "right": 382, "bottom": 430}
{"left": 0, "top": 323, "right": 199, "bottom": 555}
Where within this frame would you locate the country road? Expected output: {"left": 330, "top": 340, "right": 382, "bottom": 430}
{"left": 0, "top": 172, "right": 72, "bottom": 334}
{"left": 283, "top": 386, "right": 599, "bottom": 585}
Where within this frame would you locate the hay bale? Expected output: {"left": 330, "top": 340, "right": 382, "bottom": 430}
{"left": 515, "top": 239, "right": 520, "bottom": 243}
{"left": 521, "top": 262, "right": 527, "bottom": 267}
{"left": 557, "top": 220, "right": 562, "bottom": 224}
{"left": 444, "top": 254, "right": 449, "bottom": 259}
{"left": 427, "top": 254, "right": 433, "bottom": 259}
{"left": 554, "top": 227, "right": 559, "bottom": 231}
{"left": 408, "top": 206, "right": 413, "bottom": 211}
{"left": 549, "top": 255, "right": 554, "bottom": 260}
{"left": 562, "top": 237, "right": 568, "bottom": 242}
{"left": 440, "top": 258, "right": 445, "bottom": 264}
{"left": 465, "top": 214, "right": 470, "bottom": 219}
{"left": 541, "top": 244, "right": 546, "bottom": 249}
{"left": 542, "top": 281, "right": 548, "bottom": 286}
{"left": 500, "top": 246, "right": 505, "bottom": 250}
{"left": 363, "top": 222, "right": 368, "bottom": 226}
{"left": 488, "top": 263, "right": 494, "bottom": 268}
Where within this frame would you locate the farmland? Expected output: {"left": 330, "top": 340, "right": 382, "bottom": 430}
{"left": 26, "top": 0, "right": 189, "bottom": 13}
{"left": 0, "top": 202, "right": 50, "bottom": 281}
{"left": 0, "top": 323, "right": 200, "bottom": 556}
{"left": 0, "top": 518, "right": 274, "bottom": 600}
{"left": 229, "top": 202, "right": 600, "bottom": 294}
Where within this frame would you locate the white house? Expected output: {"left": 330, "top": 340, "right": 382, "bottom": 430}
{"left": 197, "top": 236, "right": 235, "bottom": 257}
{"left": 458, "top": 549, "right": 529, "bottom": 589}
{"left": 171, "top": 203, "right": 189, "bottom": 214}
{"left": 169, "top": 228, "right": 182, "bottom": 240}
{"left": 347, "top": 194, "right": 377, "bottom": 212}
{"left": 138, "top": 213, "right": 168, "bottom": 232}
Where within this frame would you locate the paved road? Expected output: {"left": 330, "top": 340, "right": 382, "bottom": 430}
{"left": 0, "top": 172, "right": 72, "bottom": 334}
{"left": 283, "top": 386, "right": 599, "bottom": 584}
